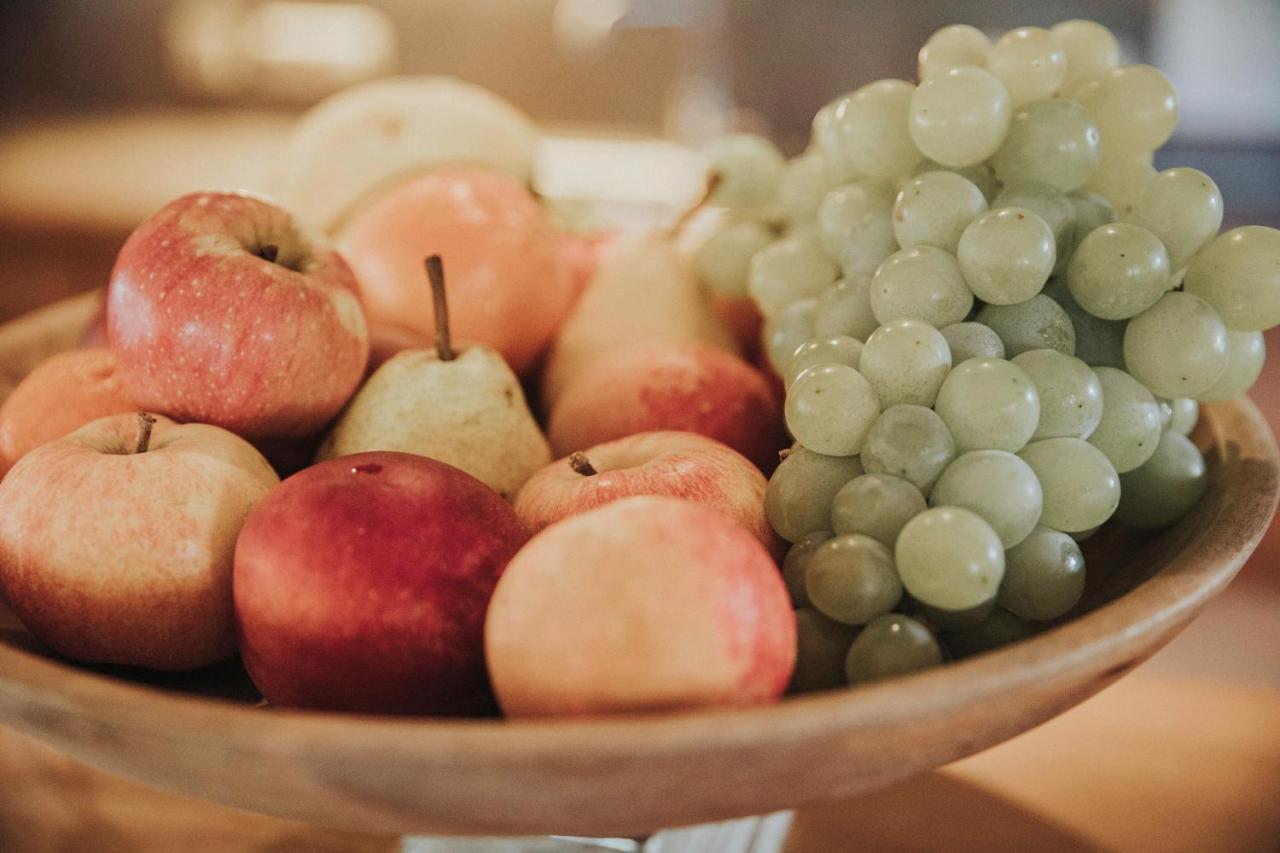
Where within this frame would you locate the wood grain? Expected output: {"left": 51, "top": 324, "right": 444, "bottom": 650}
{"left": 0, "top": 296, "right": 1275, "bottom": 839}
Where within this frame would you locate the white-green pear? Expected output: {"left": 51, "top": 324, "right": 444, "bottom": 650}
{"left": 318, "top": 257, "right": 550, "bottom": 498}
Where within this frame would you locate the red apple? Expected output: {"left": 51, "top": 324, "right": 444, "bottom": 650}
{"left": 233, "top": 451, "right": 527, "bottom": 715}
{"left": 106, "top": 191, "right": 369, "bottom": 440}
{"left": 514, "top": 431, "right": 780, "bottom": 555}
{"left": 547, "top": 342, "right": 786, "bottom": 473}
{"left": 337, "top": 168, "right": 576, "bottom": 376}
{"left": 0, "top": 412, "right": 279, "bottom": 670}
{"left": 486, "top": 496, "right": 796, "bottom": 716}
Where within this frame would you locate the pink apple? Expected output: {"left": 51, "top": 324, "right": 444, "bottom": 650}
{"left": 547, "top": 342, "right": 787, "bottom": 473}
{"left": 233, "top": 451, "right": 527, "bottom": 715}
{"left": 337, "top": 168, "right": 576, "bottom": 376}
{"left": 106, "top": 191, "right": 369, "bottom": 440}
{"left": 486, "top": 495, "right": 796, "bottom": 716}
{"left": 0, "top": 412, "right": 279, "bottom": 670}
{"left": 514, "top": 431, "right": 780, "bottom": 555}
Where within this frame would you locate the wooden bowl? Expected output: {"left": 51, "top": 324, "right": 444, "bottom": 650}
{"left": 0, "top": 292, "right": 1275, "bottom": 839}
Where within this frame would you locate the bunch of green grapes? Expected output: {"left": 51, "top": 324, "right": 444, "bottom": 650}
{"left": 693, "top": 19, "right": 1279, "bottom": 695}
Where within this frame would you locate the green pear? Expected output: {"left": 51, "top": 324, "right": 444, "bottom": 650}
{"left": 318, "top": 256, "right": 550, "bottom": 499}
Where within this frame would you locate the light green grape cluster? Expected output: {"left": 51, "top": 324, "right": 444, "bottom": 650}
{"left": 694, "top": 19, "right": 1279, "bottom": 694}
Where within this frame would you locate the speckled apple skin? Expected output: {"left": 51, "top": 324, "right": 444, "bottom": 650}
{"left": 513, "top": 431, "right": 781, "bottom": 556}
{"left": 233, "top": 451, "right": 527, "bottom": 715}
{"left": 486, "top": 496, "right": 796, "bottom": 717}
{"left": 0, "top": 349, "right": 136, "bottom": 477}
{"left": 548, "top": 342, "right": 787, "bottom": 474}
{"left": 106, "top": 191, "right": 369, "bottom": 440}
{"left": 337, "top": 168, "right": 575, "bottom": 376}
{"left": 316, "top": 346, "right": 551, "bottom": 500}
{"left": 0, "top": 413, "right": 279, "bottom": 670}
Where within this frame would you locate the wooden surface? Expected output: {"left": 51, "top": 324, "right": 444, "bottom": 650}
{"left": 0, "top": 298, "right": 1275, "bottom": 842}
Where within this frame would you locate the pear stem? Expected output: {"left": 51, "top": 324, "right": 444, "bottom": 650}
{"left": 668, "top": 170, "right": 722, "bottom": 238}
{"left": 135, "top": 412, "right": 157, "bottom": 454}
{"left": 425, "top": 254, "right": 455, "bottom": 362}
{"left": 568, "top": 452, "right": 598, "bottom": 477}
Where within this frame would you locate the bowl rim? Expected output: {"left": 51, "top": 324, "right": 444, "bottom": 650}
{"left": 0, "top": 396, "right": 1275, "bottom": 763}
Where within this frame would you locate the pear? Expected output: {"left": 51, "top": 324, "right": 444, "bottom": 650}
{"left": 541, "top": 230, "right": 742, "bottom": 412}
{"left": 318, "top": 256, "right": 550, "bottom": 499}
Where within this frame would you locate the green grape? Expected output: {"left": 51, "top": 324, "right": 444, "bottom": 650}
{"left": 908, "top": 66, "right": 1012, "bottom": 168}
{"left": 1012, "top": 349, "right": 1104, "bottom": 440}
{"left": 845, "top": 614, "right": 943, "bottom": 684}
{"left": 917, "top": 23, "right": 991, "bottom": 80}
{"left": 990, "top": 99, "right": 1101, "bottom": 192}
{"left": 812, "top": 100, "right": 864, "bottom": 184}
{"left": 1042, "top": 277, "right": 1125, "bottom": 368}
{"left": 942, "top": 322, "right": 1007, "bottom": 362}
{"left": 896, "top": 507, "right": 1005, "bottom": 610}
{"left": 930, "top": 450, "right": 1043, "bottom": 548}
{"left": 987, "top": 27, "right": 1067, "bottom": 107}
{"left": 870, "top": 246, "right": 974, "bottom": 327}
{"left": 977, "top": 295, "right": 1077, "bottom": 356}
{"left": 1018, "top": 437, "right": 1120, "bottom": 532}
{"left": 762, "top": 296, "right": 817, "bottom": 374}
{"left": 817, "top": 181, "right": 899, "bottom": 276}
{"left": 831, "top": 473, "right": 927, "bottom": 546}
{"left": 1067, "top": 191, "right": 1117, "bottom": 241}
{"left": 1066, "top": 223, "right": 1171, "bottom": 320}
{"left": 998, "top": 525, "right": 1086, "bottom": 621}
{"left": 861, "top": 405, "right": 956, "bottom": 494}
{"left": 781, "top": 530, "right": 834, "bottom": 607}
{"left": 1084, "top": 150, "right": 1155, "bottom": 220}
{"left": 806, "top": 534, "right": 903, "bottom": 625}
{"left": 859, "top": 319, "right": 952, "bottom": 408}
{"left": 1198, "top": 330, "right": 1265, "bottom": 402}
{"left": 828, "top": 80, "right": 922, "bottom": 180}
{"left": 893, "top": 171, "right": 988, "bottom": 253}
{"left": 787, "top": 335, "right": 864, "bottom": 388}
{"left": 1051, "top": 20, "right": 1120, "bottom": 91}
{"left": 694, "top": 219, "right": 775, "bottom": 298}
{"left": 1124, "top": 292, "right": 1229, "bottom": 398}
{"left": 918, "top": 598, "right": 996, "bottom": 631}
{"left": 703, "top": 133, "right": 785, "bottom": 210}
{"left": 778, "top": 151, "right": 838, "bottom": 224}
{"left": 765, "top": 447, "right": 864, "bottom": 542}
{"left": 748, "top": 233, "right": 839, "bottom": 317}
{"left": 813, "top": 276, "right": 879, "bottom": 341}
{"left": 1184, "top": 226, "right": 1280, "bottom": 331}
{"left": 789, "top": 608, "right": 859, "bottom": 694}
{"left": 934, "top": 357, "right": 1041, "bottom": 452}
{"left": 786, "top": 364, "right": 880, "bottom": 456}
{"left": 1115, "top": 431, "right": 1208, "bottom": 529}
{"left": 943, "top": 608, "right": 1033, "bottom": 658}
{"left": 957, "top": 207, "right": 1055, "bottom": 305}
{"left": 913, "top": 160, "right": 1001, "bottom": 202}
{"left": 1088, "top": 367, "right": 1163, "bottom": 473}
{"left": 993, "top": 183, "right": 1077, "bottom": 265}
{"left": 1165, "top": 397, "right": 1199, "bottom": 436}
{"left": 1136, "top": 168, "right": 1223, "bottom": 271}
{"left": 1074, "top": 65, "right": 1178, "bottom": 154}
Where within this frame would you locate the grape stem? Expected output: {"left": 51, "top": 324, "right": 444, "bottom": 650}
{"left": 135, "top": 412, "right": 157, "bottom": 454}
{"left": 425, "top": 255, "right": 456, "bottom": 362}
{"left": 568, "top": 452, "right": 598, "bottom": 476}
{"left": 668, "top": 171, "right": 723, "bottom": 237}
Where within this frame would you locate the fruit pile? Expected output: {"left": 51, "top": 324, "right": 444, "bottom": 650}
{"left": 694, "top": 20, "right": 1279, "bottom": 691}
{"left": 0, "top": 21, "right": 1274, "bottom": 719}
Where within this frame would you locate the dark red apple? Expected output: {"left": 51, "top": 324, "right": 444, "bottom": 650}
{"left": 233, "top": 451, "right": 527, "bottom": 714}
{"left": 106, "top": 191, "right": 369, "bottom": 440}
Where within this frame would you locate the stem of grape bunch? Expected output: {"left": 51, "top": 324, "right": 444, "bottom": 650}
{"left": 424, "top": 254, "right": 456, "bottom": 362}
{"left": 668, "top": 171, "right": 723, "bottom": 238}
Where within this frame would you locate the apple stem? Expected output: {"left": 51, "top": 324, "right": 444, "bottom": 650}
{"left": 568, "top": 452, "right": 598, "bottom": 477}
{"left": 425, "top": 254, "right": 456, "bottom": 362}
{"left": 135, "top": 412, "right": 157, "bottom": 454}
{"left": 668, "top": 170, "right": 722, "bottom": 237}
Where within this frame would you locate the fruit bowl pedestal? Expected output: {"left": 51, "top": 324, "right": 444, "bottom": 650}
{"left": 0, "top": 292, "right": 1275, "bottom": 848}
